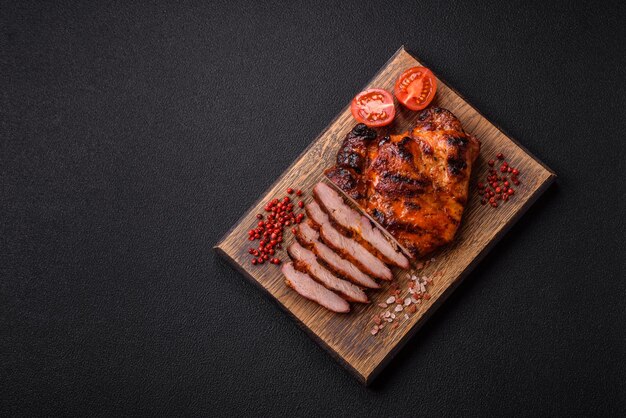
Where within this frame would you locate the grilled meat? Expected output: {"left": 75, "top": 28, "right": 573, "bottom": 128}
{"left": 312, "top": 182, "right": 409, "bottom": 269}
{"left": 325, "top": 107, "right": 480, "bottom": 258}
{"left": 305, "top": 200, "right": 392, "bottom": 281}
{"left": 295, "top": 222, "right": 380, "bottom": 289}
{"left": 287, "top": 242, "right": 368, "bottom": 303}
{"left": 282, "top": 263, "right": 350, "bottom": 313}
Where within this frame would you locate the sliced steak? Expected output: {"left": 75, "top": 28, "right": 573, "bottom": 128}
{"left": 318, "top": 221, "right": 393, "bottom": 281}
{"left": 288, "top": 242, "right": 368, "bottom": 303}
{"left": 313, "top": 182, "right": 410, "bottom": 269}
{"left": 295, "top": 222, "right": 379, "bottom": 289}
{"left": 282, "top": 263, "right": 350, "bottom": 313}
{"left": 305, "top": 200, "right": 392, "bottom": 281}
{"left": 304, "top": 200, "right": 330, "bottom": 228}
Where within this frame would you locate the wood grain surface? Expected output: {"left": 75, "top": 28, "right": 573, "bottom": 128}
{"left": 214, "top": 46, "right": 556, "bottom": 385}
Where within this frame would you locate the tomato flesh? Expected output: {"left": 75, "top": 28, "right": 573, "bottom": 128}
{"left": 350, "top": 88, "right": 395, "bottom": 127}
{"left": 394, "top": 67, "right": 437, "bottom": 111}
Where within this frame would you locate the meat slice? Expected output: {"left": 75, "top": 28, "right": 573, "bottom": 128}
{"left": 312, "top": 182, "right": 410, "bottom": 269}
{"left": 304, "top": 200, "right": 392, "bottom": 281}
{"left": 288, "top": 242, "right": 368, "bottom": 303}
{"left": 318, "top": 222, "right": 393, "bottom": 281}
{"left": 282, "top": 263, "right": 350, "bottom": 313}
{"left": 295, "top": 222, "right": 380, "bottom": 289}
{"left": 303, "top": 200, "right": 330, "bottom": 228}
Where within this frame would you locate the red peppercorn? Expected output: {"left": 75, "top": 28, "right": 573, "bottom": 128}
{"left": 497, "top": 153, "right": 504, "bottom": 160}
{"left": 296, "top": 189, "right": 303, "bottom": 196}
{"left": 512, "top": 169, "right": 519, "bottom": 176}
{"left": 481, "top": 199, "right": 486, "bottom": 205}
{"left": 491, "top": 202, "right": 498, "bottom": 208}
{"left": 508, "top": 188, "right": 515, "bottom": 195}
{"left": 488, "top": 160, "right": 495, "bottom": 167}
{"left": 257, "top": 258, "right": 264, "bottom": 264}
{"left": 504, "top": 181, "right": 510, "bottom": 187}
{"left": 495, "top": 187, "right": 501, "bottom": 193}
{"left": 252, "top": 259, "right": 257, "bottom": 265}
{"left": 298, "top": 201, "right": 304, "bottom": 208}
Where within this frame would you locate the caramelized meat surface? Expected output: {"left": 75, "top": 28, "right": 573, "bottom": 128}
{"left": 325, "top": 107, "right": 480, "bottom": 258}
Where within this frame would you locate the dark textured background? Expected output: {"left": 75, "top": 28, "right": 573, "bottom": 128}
{"left": 2, "top": 0, "right": 625, "bottom": 416}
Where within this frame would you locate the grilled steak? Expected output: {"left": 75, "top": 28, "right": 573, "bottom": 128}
{"left": 295, "top": 222, "right": 379, "bottom": 289}
{"left": 325, "top": 107, "right": 480, "bottom": 258}
{"left": 312, "top": 182, "right": 409, "bottom": 269}
{"left": 318, "top": 223, "right": 392, "bottom": 281}
{"left": 282, "top": 263, "right": 350, "bottom": 313}
{"left": 305, "top": 200, "right": 392, "bottom": 281}
{"left": 288, "top": 242, "right": 368, "bottom": 303}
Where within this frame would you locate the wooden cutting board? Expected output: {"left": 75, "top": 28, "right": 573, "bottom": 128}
{"left": 214, "top": 46, "right": 555, "bottom": 385}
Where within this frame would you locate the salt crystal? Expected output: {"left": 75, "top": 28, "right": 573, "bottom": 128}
{"left": 386, "top": 296, "right": 396, "bottom": 305}
{"left": 378, "top": 302, "right": 388, "bottom": 308}
{"left": 404, "top": 313, "right": 409, "bottom": 320}
{"left": 404, "top": 298, "right": 411, "bottom": 306}
{"left": 394, "top": 305, "right": 403, "bottom": 312}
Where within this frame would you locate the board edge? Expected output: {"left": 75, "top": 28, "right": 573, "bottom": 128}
{"left": 212, "top": 244, "right": 369, "bottom": 385}
{"left": 362, "top": 170, "right": 556, "bottom": 385}
{"left": 403, "top": 47, "right": 557, "bottom": 178}
{"left": 214, "top": 45, "right": 409, "bottom": 251}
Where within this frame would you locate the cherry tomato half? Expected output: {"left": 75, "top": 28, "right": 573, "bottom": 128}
{"left": 350, "top": 88, "right": 395, "bottom": 127}
{"left": 394, "top": 67, "right": 437, "bottom": 111}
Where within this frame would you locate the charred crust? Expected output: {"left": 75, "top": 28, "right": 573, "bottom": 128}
{"left": 371, "top": 208, "right": 385, "bottom": 225}
{"left": 382, "top": 172, "right": 428, "bottom": 187}
{"left": 446, "top": 135, "right": 469, "bottom": 148}
{"left": 337, "top": 148, "right": 365, "bottom": 173}
{"left": 396, "top": 137, "right": 414, "bottom": 161}
{"left": 404, "top": 201, "right": 421, "bottom": 210}
{"left": 351, "top": 124, "right": 377, "bottom": 140}
{"left": 447, "top": 156, "right": 467, "bottom": 175}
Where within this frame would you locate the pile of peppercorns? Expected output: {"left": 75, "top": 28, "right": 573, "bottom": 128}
{"left": 477, "top": 153, "right": 521, "bottom": 208}
{"left": 247, "top": 188, "right": 305, "bottom": 265}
